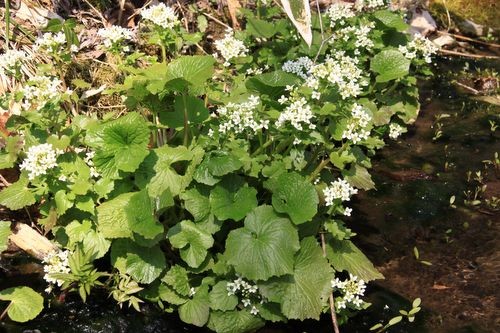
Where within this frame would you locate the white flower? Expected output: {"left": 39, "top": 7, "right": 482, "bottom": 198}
{"left": 344, "top": 207, "right": 353, "bottom": 216}
{"left": 42, "top": 249, "right": 71, "bottom": 289}
{"left": 214, "top": 29, "right": 248, "bottom": 66}
{"left": 276, "top": 97, "right": 315, "bottom": 131}
{"left": 342, "top": 103, "right": 372, "bottom": 143}
{"left": 282, "top": 56, "right": 313, "bottom": 79}
{"left": 400, "top": 33, "right": 438, "bottom": 63}
{"left": 189, "top": 287, "right": 196, "bottom": 297}
{"left": 250, "top": 306, "right": 259, "bottom": 316}
{"left": 20, "top": 143, "right": 62, "bottom": 180}
{"left": 323, "top": 178, "right": 358, "bottom": 205}
{"left": 331, "top": 274, "right": 366, "bottom": 309}
{"left": 389, "top": 123, "right": 405, "bottom": 140}
{"left": 355, "top": 0, "right": 386, "bottom": 11}
{"left": 97, "top": 25, "right": 134, "bottom": 51}
{"left": 0, "top": 49, "right": 26, "bottom": 75}
{"left": 310, "top": 52, "right": 366, "bottom": 99}
{"left": 34, "top": 32, "right": 67, "bottom": 55}
{"left": 216, "top": 95, "right": 268, "bottom": 136}
{"left": 327, "top": 2, "right": 355, "bottom": 26}
{"left": 21, "top": 75, "right": 66, "bottom": 111}
{"left": 141, "top": 3, "right": 180, "bottom": 29}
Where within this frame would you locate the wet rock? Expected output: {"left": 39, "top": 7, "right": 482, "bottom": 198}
{"left": 432, "top": 34, "right": 456, "bottom": 48}
{"left": 457, "top": 19, "right": 489, "bottom": 37}
{"left": 409, "top": 9, "right": 437, "bottom": 36}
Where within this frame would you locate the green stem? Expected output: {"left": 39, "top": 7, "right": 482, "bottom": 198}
{"left": 160, "top": 44, "right": 167, "bottom": 63}
{"left": 5, "top": 0, "right": 11, "bottom": 50}
{"left": 182, "top": 94, "right": 189, "bottom": 147}
{"left": 308, "top": 158, "right": 330, "bottom": 182}
{"left": 0, "top": 302, "right": 11, "bottom": 321}
{"left": 251, "top": 137, "right": 274, "bottom": 157}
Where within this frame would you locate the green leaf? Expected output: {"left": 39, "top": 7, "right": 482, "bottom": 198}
{"left": 0, "top": 176, "right": 35, "bottom": 210}
{"left": 160, "top": 95, "right": 209, "bottom": 129}
{"left": 0, "top": 287, "right": 44, "bottom": 322}
{"left": 158, "top": 283, "right": 188, "bottom": 305}
{"left": 225, "top": 205, "right": 300, "bottom": 280}
{"left": 165, "top": 55, "right": 215, "bottom": 94}
{"left": 75, "top": 196, "right": 95, "bottom": 215}
{"left": 83, "top": 229, "right": 110, "bottom": 259}
{"left": 167, "top": 220, "right": 214, "bottom": 268}
{"left": 162, "top": 265, "right": 191, "bottom": 296}
{"left": 246, "top": 71, "right": 300, "bottom": 99}
{"left": 209, "top": 281, "right": 238, "bottom": 311}
{"left": 193, "top": 151, "right": 243, "bottom": 185}
{"left": 246, "top": 18, "right": 286, "bottom": 38}
{"left": 111, "top": 239, "right": 166, "bottom": 284}
{"left": 85, "top": 112, "right": 150, "bottom": 178}
{"left": 370, "top": 49, "right": 410, "bottom": 83}
{"left": 54, "top": 190, "right": 74, "bottom": 216}
{"left": 0, "top": 221, "right": 11, "bottom": 252}
{"left": 372, "top": 10, "right": 408, "bottom": 31}
{"left": 180, "top": 187, "right": 211, "bottom": 221}
{"left": 271, "top": 172, "right": 318, "bottom": 224}
{"left": 96, "top": 191, "right": 163, "bottom": 240}
{"left": 275, "top": 237, "right": 333, "bottom": 320}
{"left": 210, "top": 176, "right": 258, "bottom": 222}
{"left": 326, "top": 239, "right": 384, "bottom": 281}
{"left": 207, "top": 310, "right": 265, "bottom": 333}
{"left": 135, "top": 145, "right": 202, "bottom": 197}
{"left": 179, "top": 285, "right": 210, "bottom": 327}
{"left": 342, "top": 165, "right": 375, "bottom": 191}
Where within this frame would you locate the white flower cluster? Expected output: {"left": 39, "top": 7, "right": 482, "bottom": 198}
{"left": 97, "top": 25, "right": 134, "bottom": 52}
{"left": 331, "top": 274, "right": 366, "bottom": 309}
{"left": 282, "top": 56, "right": 313, "bottom": 79}
{"left": 326, "top": 2, "right": 355, "bottom": 26}
{"left": 227, "top": 277, "right": 262, "bottom": 316}
{"left": 20, "top": 143, "right": 62, "bottom": 180}
{"left": 323, "top": 178, "right": 358, "bottom": 206}
{"left": 398, "top": 33, "right": 438, "bottom": 63}
{"left": 355, "top": 0, "right": 386, "bottom": 11}
{"left": 42, "top": 249, "right": 71, "bottom": 293}
{"left": 276, "top": 97, "right": 315, "bottom": 131}
{"left": 141, "top": 3, "right": 180, "bottom": 29}
{"left": 389, "top": 123, "right": 405, "bottom": 140}
{"left": 0, "top": 49, "right": 26, "bottom": 75}
{"left": 333, "top": 22, "right": 375, "bottom": 51}
{"left": 34, "top": 32, "right": 72, "bottom": 55}
{"left": 309, "top": 52, "right": 366, "bottom": 99}
{"left": 216, "top": 95, "right": 269, "bottom": 136}
{"left": 21, "top": 75, "right": 69, "bottom": 111}
{"left": 342, "top": 103, "right": 372, "bottom": 143}
{"left": 84, "top": 150, "right": 100, "bottom": 178}
{"left": 214, "top": 29, "right": 248, "bottom": 66}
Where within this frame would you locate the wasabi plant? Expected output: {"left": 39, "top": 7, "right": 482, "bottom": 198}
{"left": 0, "top": 1, "right": 436, "bottom": 331}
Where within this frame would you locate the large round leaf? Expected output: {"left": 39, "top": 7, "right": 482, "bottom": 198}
{"left": 210, "top": 178, "right": 258, "bottom": 222}
{"left": 167, "top": 220, "right": 214, "bottom": 268}
{"left": 110, "top": 239, "right": 166, "bottom": 284}
{"left": 0, "top": 287, "right": 44, "bottom": 322}
{"left": 85, "top": 112, "right": 150, "bottom": 178}
{"left": 225, "top": 205, "right": 299, "bottom": 280}
{"left": 370, "top": 49, "right": 410, "bottom": 83}
{"left": 271, "top": 172, "right": 318, "bottom": 225}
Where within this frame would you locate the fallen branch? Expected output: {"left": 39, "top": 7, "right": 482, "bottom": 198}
{"left": 437, "top": 31, "right": 500, "bottom": 48}
{"left": 439, "top": 49, "right": 500, "bottom": 59}
{"left": 8, "top": 222, "right": 57, "bottom": 260}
